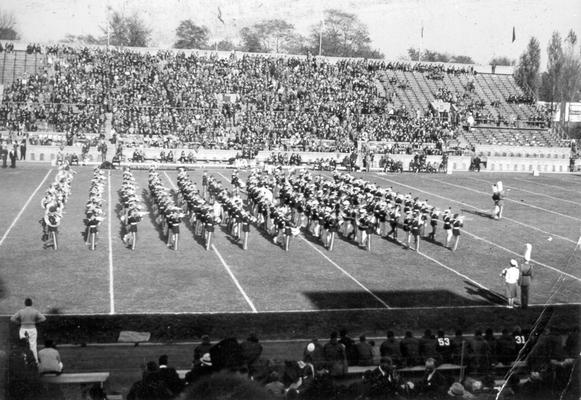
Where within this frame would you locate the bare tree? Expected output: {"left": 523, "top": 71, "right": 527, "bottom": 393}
{"left": 0, "top": 8, "right": 18, "bottom": 40}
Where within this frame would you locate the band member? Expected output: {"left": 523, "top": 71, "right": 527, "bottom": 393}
{"left": 202, "top": 171, "right": 208, "bottom": 199}
{"left": 387, "top": 205, "right": 400, "bottom": 240}
{"left": 403, "top": 211, "right": 412, "bottom": 248}
{"left": 492, "top": 181, "right": 504, "bottom": 220}
{"left": 451, "top": 214, "right": 464, "bottom": 251}
{"left": 410, "top": 211, "right": 422, "bottom": 252}
{"left": 443, "top": 209, "right": 453, "bottom": 248}
{"left": 428, "top": 208, "right": 440, "bottom": 241}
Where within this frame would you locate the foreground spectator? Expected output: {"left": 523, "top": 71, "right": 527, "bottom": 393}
{"left": 38, "top": 339, "right": 63, "bottom": 375}
{"left": 157, "top": 354, "right": 184, "bottom": 397}
{"left": 178, "top": 370, "right": 274, "bottom": 400}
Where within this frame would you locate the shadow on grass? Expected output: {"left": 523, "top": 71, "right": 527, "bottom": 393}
{"left": 217, "top": 222, "right": 244, "bottom": 250}
{"left": 464, "top": 280, "right": 506, "bottom": 306}
{"left": 461, "top": 208, "right": 494, "bottom": 220}
{"left": 0, "top": 277, "right": 6, "bottom": 301}
{"left": 303, "top": 287, "right": 501, "bottom": 310}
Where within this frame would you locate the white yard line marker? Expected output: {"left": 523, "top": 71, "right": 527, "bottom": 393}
{"left": 0, "top": 169, "right": 52, "bottom": 247}
{"left": 108, "top": 171, "right": 115, "bottom": 315}
{"left": 374, "top": 175, "right": 576, "bottom": 244}
{"left": 374, "top": 175, "right": 581, "bottom": 282}
{"left": 298, "top": 235, "right": 391, "bottom": 309}
{"left": 426, "top": 176, "right": 581, "bottom": 222}
{"left": 165, "top": 170, "right": 256, "bottom": 312}
{"left": 464, "top": 176, "right": 581, "bottom": 207}
{"left": 514, "top": 178, "right": 581, "bottom": 194}
{"left": 211, "top": 244, "right": 257, "bottom": 313}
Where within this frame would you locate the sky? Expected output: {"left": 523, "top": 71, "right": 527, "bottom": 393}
{"left": 2, "top": 0, "right": 580, "bottom": 67}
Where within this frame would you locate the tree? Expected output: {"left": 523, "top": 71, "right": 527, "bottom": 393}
{"left": 103, "top": 10, "right": 151, "bottom": 47}
{"left": 308, "top": 9, "right": 383, "bottom": 58}
{"left": 174, "top": 19, "right": 210, "bottom": 49}
{"left": 489, "top": 56, "right": 515, "bottom": 66}
{"left": 240, "top": 27, "right": 264, "bottom": 53}
{"left": 514, "top": 36, "right": 541, "bottom": 96}
{"left": 214, "top": 39, "right": 236, "bottom": 51}
{"left": 0, "top": 8, "right": 18, "bottom": 40}
{"left": 238, "top": 19, "right": 304, "bottom": 54}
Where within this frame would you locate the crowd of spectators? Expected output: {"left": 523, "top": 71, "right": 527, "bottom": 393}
{"left": 109, "top": 325, "right": 581, "bottom": 400}
{"left": 0, "top": 46, "right": 466, "bottom": 153}
{"left": 0, "top": 42, "right": 15, "bottom": 53}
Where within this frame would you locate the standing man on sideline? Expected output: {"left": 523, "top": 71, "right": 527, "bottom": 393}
{"left": 20, "top": 139, "right": 27, "bottom": 160}
{"left": 519, "top": 244, "right": 534, "bottom": 309}
{"left": 501, "top": 260, "right": 520, "bottom": 309}
{"left": 11, "top": 298, "right": 46, "bottom": 361}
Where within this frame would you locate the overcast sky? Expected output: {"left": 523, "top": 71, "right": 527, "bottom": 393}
{"left": 2, "top": 0, "right": 580, "bottom": 66}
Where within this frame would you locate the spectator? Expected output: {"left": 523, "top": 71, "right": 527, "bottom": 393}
{"left": 400, "top": 331, "right": 421, "bottom": 366}
{"left": 185, "top": 352, "right": 213, "bottom": 386}
{"left": 240, "top": 333, "right": 263, "bottom": 375}
{"left": 303, "top": 338, "right": 325, "bottom": 370}
{"left": 339, "top": 329, "right": 358, "bottom": 366}
{"left": 193, "top": 335, "right": 212, "bottom": 365}
{"left": 10, "top": 297, "right": 46, "bottom": 362}
{"left": 323, "top": 331, "right": 347, "bottom": 377}
{"left": 469, "top": 330, "right": 491, "bottom": 374}
{"left": 38, "top": 339, "right": 63, "bottom": 375}
{"left": 420, "top": 329, "right": 440, "bottom": 362}
{"left": 157, "top": 354, "right": 184, "bottom": 397}
{"left": 355, "top": 335, "right": 375, "bottom": 366}
{"left": 8, "top": 338, "right": 40, "bottom": 400}
{"left": 416, "top": 357, "right": 448, "bottom": 397}
{"left": 127, "top": 361, "right": 173, "bottom": 400}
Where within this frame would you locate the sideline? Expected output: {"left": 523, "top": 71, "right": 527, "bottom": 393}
{"left": 514, "top": 178, "right": 581, "bottom": 194}
{"left": 0, "top": 168, "right": 52, "bottom": 247}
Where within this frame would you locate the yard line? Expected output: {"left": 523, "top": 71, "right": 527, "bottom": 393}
{"left": 297, "top": 235, "right": 391, "bottom": 309}
{"left": 373, "top": 175, "right": 576, "bottom": 244}
{"left": 374, "top": 175, "right": 581, "bottom": 282}
{"left": 108, "top": 171, "right": 115, "bottom": 315}
{"left": 514, "top": 177, "right": 581, "bottom": 195}
{"left": 464, "top": 176, "right": 581, "bottom": 206}
{"left": 0, "top": 169, "right": 52, "bottom": 247}
{"left": 216, "top": 171, "right": 248, "bottom": 194}
{"left": 425, "top": 176, "right": 581, "bottom": 222}
{"left": 211, "top": 244, "right": 257, "bottom": 313}
{"left": 163, "top": 171, "right": 177, "bottom": 190}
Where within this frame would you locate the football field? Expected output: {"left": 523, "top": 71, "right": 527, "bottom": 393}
{"left": 0, "top": 165, "right": 580, "bottom": 316}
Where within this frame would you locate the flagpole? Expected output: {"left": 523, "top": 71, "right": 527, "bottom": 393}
{"left": 318, "top": 19, "right": 323, "bottom": 56}
{"left": 418, "top": 20, "right": 423, "bottom": 61}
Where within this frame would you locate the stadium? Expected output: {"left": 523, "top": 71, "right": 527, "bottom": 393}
{"left": 0, "top": 1, "right": 580, "bottom": 399}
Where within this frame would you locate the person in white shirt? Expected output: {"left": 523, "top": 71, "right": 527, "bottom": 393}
{"left": 10, "top": 298, "right": 46, "bottom": 361}
{"left": 501, "top": 259, "right": 520, "bottom": 308}
{"left": 38, "top": 339, "right": 63, "bottom": 375}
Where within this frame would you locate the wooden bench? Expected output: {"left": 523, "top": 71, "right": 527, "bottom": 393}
{"left": 40, "top": 372, "right": 110, "bottom": 387}
{"left": 346, "top": 363, "right": 464, "bottom": 377}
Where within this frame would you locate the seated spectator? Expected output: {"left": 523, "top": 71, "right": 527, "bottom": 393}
{"left": 303, "top": 338, "right": 325, "bottom": 370}
{"left": 420, "top": 329, "right": 440, "bottom": 362}
{"left": 193, "top": 335, "right": 212, "bottom": 365}
{"left": 400, "top": 331, "right": 421, "bottom": 366}
{"left": 38, "top": 339, "right": 63, "bottom": 375}
{"left": 416, "top": 357, "right": 448, "bottom": 397}
{"left": 157, "top": 354, "right": 183, "bottom": 397}
{"left": 127, "top": 361, "right": 173, "bottom": 400}
{"left": 323, "top": 331, "right": 347, "bottom": 377}
{"left": 355, "top": 335, "right": 375, "bottom": 366}
{"left": 380, "top": 331, "right": 402, "bottom": 365}
{"left": 240, "top": 333, "right": 263, "bottom": 375}
{"left": 185, "top": 353, "right": 213, "bottom": 386}
{"left": 339, "top": 329, "right": 358, "bottom": 366}
{"left": 446, "top": 381, "right": 475, "bottom": 399}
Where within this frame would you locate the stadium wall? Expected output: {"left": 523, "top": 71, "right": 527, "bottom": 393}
{"left": 24, "top": 144, "right": 574, "bottom": 173}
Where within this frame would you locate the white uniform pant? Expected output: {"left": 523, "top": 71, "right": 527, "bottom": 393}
{"left": 20, "top": 327, "right": 38, "bottom": 362}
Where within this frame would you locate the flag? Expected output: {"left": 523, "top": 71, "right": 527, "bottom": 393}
{"left": 421, "top": 24, "right": 424, "bottom": 39}
{"left": 217, "top": 7, "right": 225, "bottom": 25}
{"left": 512, "top": 26, "right": 516, "bottom": 43}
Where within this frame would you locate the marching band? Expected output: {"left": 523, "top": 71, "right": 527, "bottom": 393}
{"left": 40, "top": 163, "right": 75, "bottom": 250}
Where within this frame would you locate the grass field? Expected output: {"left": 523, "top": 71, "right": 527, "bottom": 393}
{"left": 0, "top": 164, "right": 580, "bottom": 318}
